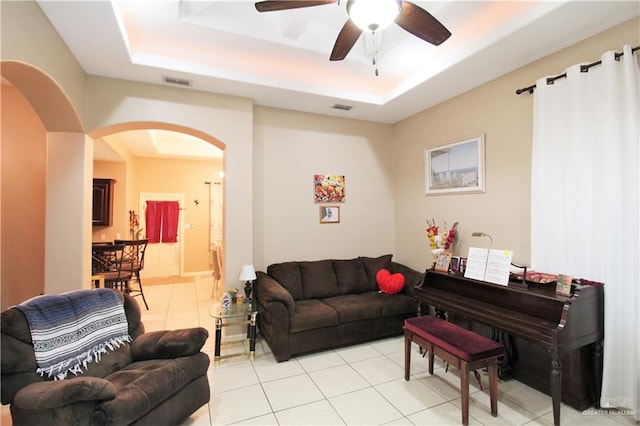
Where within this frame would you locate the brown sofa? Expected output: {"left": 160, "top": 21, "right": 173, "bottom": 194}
{"left": 255, "top": 254, "right": 423, "bottom": 362}
{"left": 1, "top": 289, "right": 210, "bottom": 426}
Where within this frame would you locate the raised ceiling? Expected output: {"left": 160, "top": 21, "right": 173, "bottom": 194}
{"left": 36, "top": 1, "right": 638, "bottom": 160}
{"left": 37, "top": 1, "right": 638, "bottom": 125}
{"left": 96, "top": 130, "right": 224, "bottom": 162}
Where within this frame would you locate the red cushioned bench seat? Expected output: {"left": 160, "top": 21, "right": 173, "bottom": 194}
{"left": 404, "top": 315, "right": 505, "bottom": 425}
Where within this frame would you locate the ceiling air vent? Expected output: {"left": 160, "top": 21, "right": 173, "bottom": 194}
{"left": 162, "top": 75, "right": 193, "bottom": 87}
{"left": 332, "top": 103, "right": 353, "bottom": 111}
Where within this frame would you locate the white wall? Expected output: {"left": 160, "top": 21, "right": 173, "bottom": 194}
{"left": 253, "top": 106, "right": 396, "bottom": 270}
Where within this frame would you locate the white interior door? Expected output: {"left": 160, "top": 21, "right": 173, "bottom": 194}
{"left": 139, "top": 193, "right": 185, "bottom": 278}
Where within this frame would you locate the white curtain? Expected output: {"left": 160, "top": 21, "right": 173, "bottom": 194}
{"left": 531, "top": 45, "right": 639, "bottom": 418}
{"left": 208, "top": 182, "right": 224, "bottom": 293}
{"left": 209, "top": 183, "right": 223, "bottom": 246}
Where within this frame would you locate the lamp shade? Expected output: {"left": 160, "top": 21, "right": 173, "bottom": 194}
{"left": 348, "top": 0, "right": 400, "bottom": 32}
{"left": 471, "top": 232, "right": 493, "bottom": 245}
{"left": 238, "top": 264, "right": 256, "bottom": 281}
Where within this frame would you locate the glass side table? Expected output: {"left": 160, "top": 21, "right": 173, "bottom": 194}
{"left": 209, "top": 302, "right": 258, "bottom": 365}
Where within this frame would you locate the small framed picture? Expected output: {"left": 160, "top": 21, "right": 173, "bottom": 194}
{"left": 320, "top": 206, "right": 340, "bottom": 224}
{"left": 435, "top": 252, "right": 452, "bottom": 272}
{"left": 459, "top": 258, "right": 467, "bottom": 274}
{"left": 450, "top": 256, "right": 461, "bottom": 273}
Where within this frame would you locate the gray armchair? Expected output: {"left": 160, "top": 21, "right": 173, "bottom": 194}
{"left": 1, "top": 289, "right": 210, "bottom": 425}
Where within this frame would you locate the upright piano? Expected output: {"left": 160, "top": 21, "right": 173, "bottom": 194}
{"left": 414, "top": 270, "right": 604, "bottom": 426}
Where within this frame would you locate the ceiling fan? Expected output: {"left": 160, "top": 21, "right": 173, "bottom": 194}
{"left": 254, "top": 0, "right": 451, "bottom": 61}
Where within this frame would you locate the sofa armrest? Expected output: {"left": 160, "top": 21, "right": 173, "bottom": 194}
{"left": 130, "top": 327, "right": 209, "bottom": 361}
{"left": 390, "top": 262, "right": 424, "bottom": 297}
{"left": 13, "top": 377, "right": 115, "bottom": 410}
{"left": 255, "top": 272, "right": 295, "bottom": 316}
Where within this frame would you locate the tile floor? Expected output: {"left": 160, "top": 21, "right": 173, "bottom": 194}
{"left": 1, "top": 277, "right": 636, "bottom": 426}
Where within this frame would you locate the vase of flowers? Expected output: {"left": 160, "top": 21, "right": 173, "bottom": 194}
{"left": 426, "top": 219, "right": 459, "bottom": 259}
{"left": 228, "top": 288, "right": 239, "bottom": 304}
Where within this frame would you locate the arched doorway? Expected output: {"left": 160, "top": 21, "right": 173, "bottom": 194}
{"left": 89, "top": 124, "right": 225, "bottom": 284}
{"left": 1, "top": 61, "right": 85, "bottom": 309}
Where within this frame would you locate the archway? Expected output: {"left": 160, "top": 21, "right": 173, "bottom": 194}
{"left": 1, "top": 61, "right": 85, "bottom": 308}
{"left": 88, "top": 123, "right": 226, "bottom": 285}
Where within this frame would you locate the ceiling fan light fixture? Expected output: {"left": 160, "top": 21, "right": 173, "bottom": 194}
{"left": 348, "top": 0, "right": 400, "bottom": 33}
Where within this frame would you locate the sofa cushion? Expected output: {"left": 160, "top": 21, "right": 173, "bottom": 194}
{"left": 299, "top": 260, "right": 340, "bottom": 299}
{"left": 321, "top": 295, "right": 382, "bottom": 323}
{"left": 95, "top": 352, "right": 209, "bottom": 425}
{"left": 267, "top": 262, "right": 304, "bottom": 301}
{"left": 358, "top": 291, "right": 416, "bottom": 316}
{"left": 13, "top": 377, "right": 116, "bottom": 409}
{"left": 404, "top": 316, "right": 504, "bottom": 362}
{"left": 290, "top": 300, "right": 339, "bottom": 333}
{"left": 360, "top": 254, "right": 393, "bottom": 291}
{"left": 131, "top": 328, "right": 208, "bottom": 361}
{"left": 333, "top": 259, "right": 370, "bottom": 294}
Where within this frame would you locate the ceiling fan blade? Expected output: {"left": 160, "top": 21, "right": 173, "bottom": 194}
{"left": 330, "top": 19, "right": 362, "bottom": 61}
{"left": 255, "top": 0, "right": 336, "bottom": 13}
{"left": 395, "top": 1, "right": 451, "bottom": 46}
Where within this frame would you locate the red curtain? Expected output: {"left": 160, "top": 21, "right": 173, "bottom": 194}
{"left": 145, "top": 201, "right": 180, "bottom": 243}
{"left": 161, "top": 201, "right": 179, "bottom": 243}
{"left": 145, "top": 201, "right": 162, "bottom": 243}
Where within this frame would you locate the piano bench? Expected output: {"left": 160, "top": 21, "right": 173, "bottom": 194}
{"left": 404, "top": 315, "right": 505, "bottom": 425}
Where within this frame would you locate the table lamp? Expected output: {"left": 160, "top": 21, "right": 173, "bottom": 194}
{"left": 239, "top": 264, "right": 257, "bottom": 302}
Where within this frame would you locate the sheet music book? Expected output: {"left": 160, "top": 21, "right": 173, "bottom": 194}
{"left": 464, "top": 247, "right": 489, "bottom": 281}
{"left": 464, "top": 247, "right": 514, "bottom": 286}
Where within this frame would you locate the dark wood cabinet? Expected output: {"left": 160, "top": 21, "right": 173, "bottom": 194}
{"left": 92, "top": 178, "right": 115, "bottom": 226}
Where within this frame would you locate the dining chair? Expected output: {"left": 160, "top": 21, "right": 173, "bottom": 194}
{"left": 114, "top": 239, "right": 149, "bottom": 310}
{"left": 91, "top": 243, "right": 132, "bottom": 291}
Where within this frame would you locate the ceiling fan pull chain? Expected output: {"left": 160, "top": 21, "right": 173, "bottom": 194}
{"left": 372, "top": 32, "right": 380, "bottom": 77}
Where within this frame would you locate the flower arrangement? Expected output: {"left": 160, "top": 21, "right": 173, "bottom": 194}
{"left": 426, "top": 219, "right": 459, "bottom": 256}
{"left": 129, "top": 210, "right": 143, "bottom": 240}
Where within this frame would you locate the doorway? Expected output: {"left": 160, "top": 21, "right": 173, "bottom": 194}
{"left": 93, "top": 126, "right": 225, "bottom": 281}
{"left": 139, "top": 192, "right": 185, "bottom": 278}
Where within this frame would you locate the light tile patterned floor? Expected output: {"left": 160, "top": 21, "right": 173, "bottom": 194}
{"left": 1, "top": 278, "right": 636, "bottom": 426}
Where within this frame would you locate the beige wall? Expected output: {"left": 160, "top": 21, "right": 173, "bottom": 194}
{"left": 1, "top": 1, "right": 86, "bottom": 127}
{"left": 133, "top": 157, "right": 222, "bottom": 273}
{"left": 1, "top": 85, "right": 47, "bottom": 309}
{"left": 85, "top": 76, "right": 253, "bottom": 287}
{"left": 1, "top": 1, "right": 637, "bottom": 304}
{"left": 392, "top": 17, "right": 640, "bottom": 272}
{"left": 253, "top": 107, "right": 396, "bottom": 269}
{"left": 92, "top": 157, "right": 222, "bottom": 274}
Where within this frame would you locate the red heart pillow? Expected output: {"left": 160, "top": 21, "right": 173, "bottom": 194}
{"left": 376, "top": 268, "right": 405, "bottom": 294}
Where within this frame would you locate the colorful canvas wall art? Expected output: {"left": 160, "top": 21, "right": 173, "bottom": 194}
{"left": 314, "top": 174, "right": 345, "bottom": 203}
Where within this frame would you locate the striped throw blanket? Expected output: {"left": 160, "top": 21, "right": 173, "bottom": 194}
{"left": 16, "top": 288, "right": 131, "bottom": 380}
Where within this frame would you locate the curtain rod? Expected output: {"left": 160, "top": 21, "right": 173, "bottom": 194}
{"left": 515, "top": 45, "right": 640, "bottom": 95}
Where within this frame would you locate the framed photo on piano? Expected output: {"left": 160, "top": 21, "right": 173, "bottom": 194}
{"left": 435, "top": 252, "right": 452, "bottom": 272}
{"left": 450, "top": 256, "right": 461, "bottom": 273}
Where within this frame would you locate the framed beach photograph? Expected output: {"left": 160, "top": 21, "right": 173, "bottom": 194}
{"left": 434, "top": 252, "right": 452, "bottom": 272}
{"left": 319, "top": 206, "right": 340, "bottom": 224}
{"left": 425, "top": 134, "right": 485, "bottom": 195}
